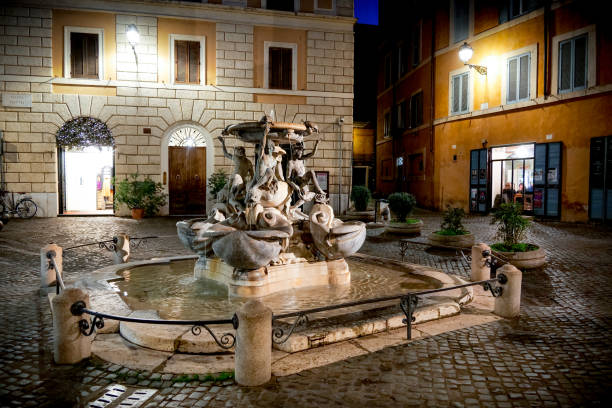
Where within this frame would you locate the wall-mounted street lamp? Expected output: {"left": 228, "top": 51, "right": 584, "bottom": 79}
{"left": 126, "top": 24, "right": 140, "bottom": 49}
{"left": 458, "top": 42, "right": 487, "bottom": 75}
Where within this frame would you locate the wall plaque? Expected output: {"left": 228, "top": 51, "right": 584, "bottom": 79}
{"left": 2, "top": 93, "right": 32, "bottom": 108}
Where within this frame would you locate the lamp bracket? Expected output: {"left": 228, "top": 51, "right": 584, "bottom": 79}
{"left": 466, "top": 63, "right": 487, "bottom": 76}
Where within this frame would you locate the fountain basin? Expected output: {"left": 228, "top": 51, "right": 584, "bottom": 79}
{"left": 75, "top": 254, "right": 473, "bottom": 355}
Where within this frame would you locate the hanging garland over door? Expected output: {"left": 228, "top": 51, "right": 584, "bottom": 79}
{"left": 56, "top": 117, "right": 113, "bottom": 149}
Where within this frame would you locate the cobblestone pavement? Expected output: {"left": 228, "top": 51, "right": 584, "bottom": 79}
{"left": 0, "top": 212, "right": 611, "bottom": 407}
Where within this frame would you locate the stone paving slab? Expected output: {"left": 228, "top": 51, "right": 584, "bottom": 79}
{"left": 0, "top": 213, "right": 611, "bottom": 407}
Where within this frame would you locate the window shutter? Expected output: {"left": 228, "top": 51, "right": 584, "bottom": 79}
{"left": 452, "top": 76, "right": 460, "bottom": 113}
{"left": 85, "top": 34, "right": 98, "bottom": 78}
{"left": 461, "top": 73, "right": 468, "bottom": 112}
{"left": 70, "top": 32, "right": 98, "bottom": 79}
{"left": 70, "top": 33, "right": 84, "bottom": 78}
{"left": 175, "top": 41, "right": 187, "bottom": 83}
{"left": 412, "top": 23, "right": 420, "bottom": 67}
{"left": 269, "top": 47, "right": 292, "bottom": 90}
{"left": 415, "top": 92, "right": 423, "bottom": 126}
{"left": 558, "top": 40, "right": 572, "bottom": 92}
{"left": 508, "top": 57, "right": 518, "bottom": 102}
{"left": 573, "top": 35, "right": 587, "bottom": 89}
{"left": 189, "top": 41, "right": 200, "bottom": 84}
{"left": 519, "top": 54, "right": 529, "bottom": 100}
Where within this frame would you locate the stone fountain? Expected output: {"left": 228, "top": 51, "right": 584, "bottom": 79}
{"left": 177, "top": 116, "right": 366, "bottom": 297}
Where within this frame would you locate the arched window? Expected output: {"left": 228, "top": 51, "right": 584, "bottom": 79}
{"left": 168, "top": 126, "right": 207, "bottom": 147}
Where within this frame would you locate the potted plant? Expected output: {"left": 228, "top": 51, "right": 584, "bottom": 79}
{"left": 490, "top": 202, "right": 545, "bottom": 268}
{"left": 207, "top": 168, "right": 229, "bottom": 200}
{"left": 346, "top": 186, "right": 373, "bottom": 220}
{"left": 385, "top": 192, "right": 423, "bottom": 234}
{"left": 428, "top": 207, "right": 475, "bottom": 248}
{"left": 114, "top": 174, "right": 167, "bottom": 219}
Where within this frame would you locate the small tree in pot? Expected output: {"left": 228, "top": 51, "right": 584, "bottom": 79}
{"left": 207, "top": 168, "right": 229, "bottom": 200}
{"left": 114, "top": 174, "right": 167, "bottom": 219}
{"left": 350, "top": 186, "right": 371, "bottom": 212}
{"left": 385, "top": 192, "right": 422, "bottom": 234}
{"left": 490, "top": 202, "right": 545, "bottom": 268}
{"left": 428, "top": 206, "right": 474, "bottom": 248}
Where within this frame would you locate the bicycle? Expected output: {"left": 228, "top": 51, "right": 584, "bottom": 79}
{"left": 0, "top": 191, "right": 38, "bottom": 219}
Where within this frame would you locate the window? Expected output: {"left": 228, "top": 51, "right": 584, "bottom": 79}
{"left": 409, "top": 91, "right": 423, "bottom": 128}
{"left": 396, "top": 101, "right": 406, "bottom": 129}
{"left": 315, "top": 0, "right": 335, "bottom": 11}
{"left": 383, "top": 111, "right": 391, "bottom": 138}
{"left": 451, "top": 72, "right": 470, "bottom": 114}
{"left": 170, "top": 35, "right": 206, "bottom": 85}
{"left": 175, "top": 41, "right": 200, "bottom": 84}
{"left": 264, "top": 0, "right": 294, "bottom": 11}
{"left": 384, "top": 53, "right": 392, "bottom": 88}
{"left": 452, "top": 0, "right": 469, "bottom": 43}
{"left": 70, "top": 33, "right": 99, "bottom": 79}
{"left": 558, "top": 34, "right": 587, "bottom": 93}
{"left": 411, "top": 22, "right": 421, "bottom": 67}
{"left": 398, "top": 44, "right": 407, "bottom": 77}
{"left": 63, "top": 26, "right": 104, "bottom": 79}
{"left": 507, "top": 52, "right": 530, "bottom": 103}
{"left": 264, "top": 42, "right": 297, "bottom": 90}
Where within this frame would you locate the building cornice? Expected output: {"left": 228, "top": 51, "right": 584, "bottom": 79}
{"left": 12, "top": 0, "right": 356, "bottom": 32}
{"left": 0, "top": 75, "right": 354, "bottom": 99}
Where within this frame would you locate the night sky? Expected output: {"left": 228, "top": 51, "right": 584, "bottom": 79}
{"left": 355, "top": 0, "right": 378, "bottom": 25}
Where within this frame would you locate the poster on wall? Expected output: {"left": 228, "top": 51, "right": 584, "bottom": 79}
{"left": 534, "top": 190, "right": 543, "bottom": 208}
{"left": 547, "top": 168, "right": 558, "bottom": 184}
{"left": 315, "top": 171, "right": 329, "bottom": 194}
{"left": 534, "top": 168, "right": 544, "bottom": 183}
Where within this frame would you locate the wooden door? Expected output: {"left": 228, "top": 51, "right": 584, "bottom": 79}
{"left": 169, "top": 147, "right": 206, "bottom": 215}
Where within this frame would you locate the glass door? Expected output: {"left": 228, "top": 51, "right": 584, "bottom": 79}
{"left": 490, "top": 144, "right": 535, "bottom": 213}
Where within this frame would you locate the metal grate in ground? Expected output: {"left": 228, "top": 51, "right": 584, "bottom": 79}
{"left": 87, "top": 384, "right": 157, "bottom": 408}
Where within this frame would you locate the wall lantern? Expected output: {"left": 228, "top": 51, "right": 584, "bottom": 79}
{"left": 458, "top": 42, "right": 487, "bottom": 75}
{"left": 126, "top": 24, "right": 140, "bottom": 48}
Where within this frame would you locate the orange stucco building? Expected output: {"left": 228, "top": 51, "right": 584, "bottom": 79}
{"left": 376, "top": 0, "right": 612, "bottom": 222}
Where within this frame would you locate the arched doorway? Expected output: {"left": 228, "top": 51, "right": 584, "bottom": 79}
{"left": 56, "top": 117, "right": 114, "bottom": 215}
{"left": 166, "top": 124, "right": 208, "bottom": 215}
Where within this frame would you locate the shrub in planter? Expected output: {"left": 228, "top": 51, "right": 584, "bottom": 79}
{"left": 438, "top": 207, "right": 468, "bottom": 235}
{"left": 490, "top": 202, "right": 530, "bottom": 250}
{"left": 490, "top": 202, "right": 545, "bottom": 268}
{"left": 350, "top": 186, "right": 371, "bottom": 212}
{"left": 114, "top": 174, "right": 167, "bottom": 218}
{"left": 207, "top": 168, "right": 229, "bottom": 200}
{"left": 387, "top": 192, "right": 416, "bottom": 222}
{"left": 429, "top": 206, "right": 474, "bottom": 247}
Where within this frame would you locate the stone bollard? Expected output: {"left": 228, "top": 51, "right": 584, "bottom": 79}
{"left": 113, "top": 234, "right": 130, "bottom": 264}
{"left": 41, "top": 243, "right": 62, "bottom": 290}
{"left": 494, "top": 264, "right": 522, "bottom": 318}
{"left": 235, "top": 299, "right": 272, "bottom": 386}
{"left": 471, "top": 243, "right": 491, "bottom": 282}
{"left": 52, "top": 288, "right": 92, "bottom": 364}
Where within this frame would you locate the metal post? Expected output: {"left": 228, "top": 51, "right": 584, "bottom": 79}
{"left": 400, "top": 294, "right": 418, "bottom": 340}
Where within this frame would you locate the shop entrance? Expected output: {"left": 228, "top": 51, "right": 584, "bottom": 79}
{"left": 59, "top": 146, "right": 114, "bottom": 215}
{"left": 490, "top": 144, "right": 535, "bottom": 213}
{"left": 469, "top": 142, "right": 562, "bottom": 218}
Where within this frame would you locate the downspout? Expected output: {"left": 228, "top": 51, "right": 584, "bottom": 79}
{"left": 429, "top": 6, "right": 436, "bottom": 209}
{"left": 543, "top": 0, "right": 550, "bottom": 99}
{"left": 337, "top": 117, "right": 344, "bottom": 214}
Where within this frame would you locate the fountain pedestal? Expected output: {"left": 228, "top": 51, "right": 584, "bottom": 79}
{"left": 195, "top": 257, "right": 350, "bottom": 298}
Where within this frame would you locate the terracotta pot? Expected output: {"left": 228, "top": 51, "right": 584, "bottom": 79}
{"left": 131, "top": 208, "right": 145, "bottom": 220}
{"left": 427, "top": 232, "right": 475, "bottom": 249}
{"left": 494, "top": 245, "right": 546, "bottom": 269}
{"left": 385, "top": 220, "right": 423, "bottom": 235}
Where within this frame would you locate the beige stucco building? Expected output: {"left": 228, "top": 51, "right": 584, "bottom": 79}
{"left": 0, "top": 0, "right": 355, "bottom": 216}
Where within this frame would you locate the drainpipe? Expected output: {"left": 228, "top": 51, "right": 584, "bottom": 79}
{"left": 543, "top": 0, "right": 550, "bottom": 99}
{"left": 430, "top": 6, "right": 437, "bottom": 209}
{"left": 337, "top": 117, "right": 344, "bottom": 214}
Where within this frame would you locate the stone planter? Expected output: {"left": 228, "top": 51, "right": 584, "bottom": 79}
{"left": 427, "top": 232, "right": 475, "bottom": 248}
{"left": 494, "top": 245, "right": 546, "bottom": 269}
{"left": 385, "top": 220, "right": 423, "bottom": 235}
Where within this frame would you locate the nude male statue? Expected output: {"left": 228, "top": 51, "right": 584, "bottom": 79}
{"left": 218, "top": 135, "right": 254, "bottom": 183}
{"left": 250, "top": 139, "right": 285, "bottom": 194}
{"left": 286, "top": 141, "right": 326, "bottom": 211}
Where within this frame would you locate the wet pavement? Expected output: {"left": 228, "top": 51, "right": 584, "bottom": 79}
{"left": 0, "top": 212, "right": 611, "bottom": 407}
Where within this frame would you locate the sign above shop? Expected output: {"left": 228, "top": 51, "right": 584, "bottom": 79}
{"left": 2, "top": 93, "right": 32, "bottom": 108}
